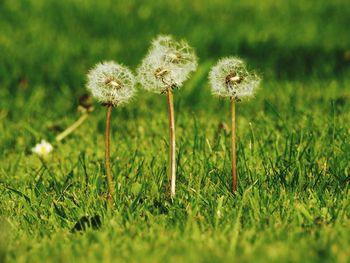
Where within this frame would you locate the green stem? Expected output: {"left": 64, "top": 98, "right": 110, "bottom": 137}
{"left": 56, "top": 113, "right": 89, "bottom": 142}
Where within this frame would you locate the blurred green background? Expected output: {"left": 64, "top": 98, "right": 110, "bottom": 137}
{"left": 1, "top": 0, "right": 349, "bottom": 90}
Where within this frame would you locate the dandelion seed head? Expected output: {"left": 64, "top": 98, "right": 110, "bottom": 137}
{"left": 87, "top": 61, "right": 136, "bottom": 106}
{"left": 209, "top": 57, "right": 260, "bottom": 100}
{"left": 32, "top": 140, "right": 53, "bottom": 157}
{"left": 137, "top": 35, "right": 198, "bottom": 94}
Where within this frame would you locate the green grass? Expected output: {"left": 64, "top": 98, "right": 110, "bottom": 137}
{"left": 1, "top": 0, "right": 350, "bottom": 262}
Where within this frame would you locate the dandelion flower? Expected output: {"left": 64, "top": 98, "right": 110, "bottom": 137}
{"left": 86, "top": 61, "right": 136, "bottom": 206}
{"left": 32, "top": 140, "right": 53, "bottom": 157}
{"left": 209, "top": 57, "right": 261, "bottom": 193}
{"left": 137, "top": 35, "right": 198, "bottom": 199}
{"left": 137, "top": 35, "right": 198, "bottom": 94}
{"left": 209, "top": 57, "right": 260, "bottom": 100}
{"left": 87, "top": 61, "right": 136, "bottom": 106}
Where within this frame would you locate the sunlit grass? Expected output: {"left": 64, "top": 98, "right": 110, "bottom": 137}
{"left": 0, "top": 0, "right": 350, "bottom": 262}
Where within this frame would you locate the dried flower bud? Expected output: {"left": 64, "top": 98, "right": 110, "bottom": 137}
{"left": 209, "top": 57, "right": 260, "bottom": 100}
{"left": 79, "top": 94, "right": 93, "bottom": 109}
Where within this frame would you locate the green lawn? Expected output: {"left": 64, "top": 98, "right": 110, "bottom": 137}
{"left": 1, "top": 0, "right": 350, "bottom": 262}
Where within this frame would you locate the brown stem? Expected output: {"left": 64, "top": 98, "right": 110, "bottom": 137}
{"left": 231, "top": 98, "right": 237, "bottom": 193}
{"left": 167, "top": 90, "right": 176, "bottom": 199}
{"left": 105, "top": 105, "right": 115, "bottom": 206}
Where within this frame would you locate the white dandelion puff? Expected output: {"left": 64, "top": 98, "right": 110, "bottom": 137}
{"left": 136, "top": 35, "right": 197, "bottom": 199}
{"left": 32, "top": 140, "right": 53, "bottom": 157}
{"left": 209, "top": 57, "right": 261, "bottom": 193}
{"left": 86, "top": 61, "right": 136, "bottom": 205}
{"left": 137, "top": 35, "right": 198, "bottom": 93}
{"left": 209, "top": 57, "right": 260, "bottom": 100}
{"left": 87, "top": 61, "right": 136, "bottom": 106}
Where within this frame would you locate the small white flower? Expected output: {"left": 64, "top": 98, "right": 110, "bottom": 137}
{"left": 32, "top": 140, "right": 53, "bottom": 157}
{"left": 87, "top": 61, "right": 136, "bottom": 106}
{"left": 209, "top": 57, "right": 260, "bottom": 100}
{"left": 137, "top": 35, "right": 198, "bottom": 94}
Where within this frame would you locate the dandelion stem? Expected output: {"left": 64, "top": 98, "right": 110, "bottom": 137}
{"left": 105, "top": 105, "right": 115, "bottom": 206}
{"left": 55, "top": 113, "right": 89, "bottom": 142}
{"left": 231, "top": 98, "right": 237, "bottom": 193}
{"left": 167, "top": 89, "right": 176, "bottom": 199}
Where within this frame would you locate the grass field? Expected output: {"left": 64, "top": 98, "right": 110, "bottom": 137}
{"left": 1, "top": 0, "right": 350, "bottom": 262}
